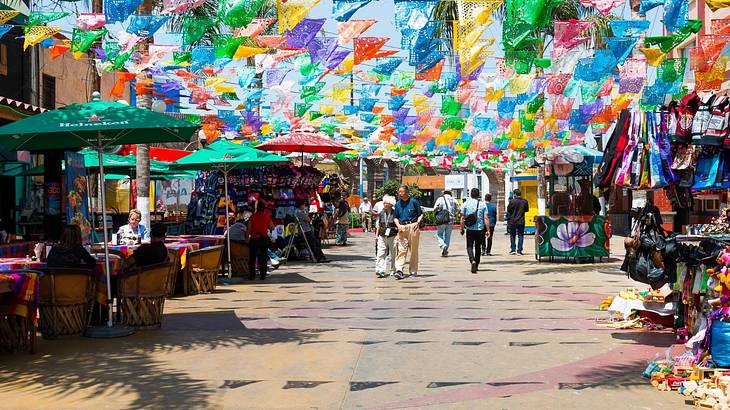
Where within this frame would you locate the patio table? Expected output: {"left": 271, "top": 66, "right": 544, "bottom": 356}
{"left": 0, "top": 271, "right": 39, "bottom": 353}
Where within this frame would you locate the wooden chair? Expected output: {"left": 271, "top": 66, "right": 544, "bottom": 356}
{"left": 184, "top": 246, "right": 223, "bottom": 295}
{"left": 38, "top": 268, "right": 94, "bottom": 339}
{"left": 117, "top": 262, "right": 173, "bottom": 329}
{"left": 165, "top": 250, "right": 181, "bottom": 297}
{"left": 229, "top": 240, "right": 250, "bottom": 278}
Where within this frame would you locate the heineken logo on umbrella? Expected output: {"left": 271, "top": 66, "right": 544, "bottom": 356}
{"left": 59, "top": 115, "right": 130, "bottom": 128}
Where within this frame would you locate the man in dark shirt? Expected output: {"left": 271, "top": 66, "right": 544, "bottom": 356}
{"left": 506, "top": 189, "right": 529, "bottom": 256}
{"left": 393, "top": 185, "right": 423, "bottom": 279}
{"left": 122, "top": 223, "right": 169, "bottom": 270}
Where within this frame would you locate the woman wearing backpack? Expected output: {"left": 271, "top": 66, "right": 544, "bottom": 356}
{"left": 460, "top": 188, "right": 490, "bottom": 274}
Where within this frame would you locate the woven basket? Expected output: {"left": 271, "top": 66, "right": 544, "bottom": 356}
{"left": 118, "top": 296, "right": 166, "bottom": 329}
{"left": 38, "top": 303, "right": 89, "bottom": 339}
{"left": 184, "top": 246, "right": 223, "bottom": 295}
{"left": 117, "top": 262, "right": 172, "bottom": 329}
{"left": 229, "top": 241, "right": 250, "bottom": 278}
{"left": 166, "top": 250, "right": 181, "bottom": 297}
{"left": 38, "top": 268, "right": 94, "bottom": 339}
{"left": 0, "top": 312, "right": 30, "bottom": 353}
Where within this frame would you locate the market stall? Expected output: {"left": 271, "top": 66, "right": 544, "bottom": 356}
{"left": 534, "top": 146, "right": 610, "bottom": 262}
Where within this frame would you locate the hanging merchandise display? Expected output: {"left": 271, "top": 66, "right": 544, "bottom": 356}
{"left": 186, "top": 165, "right": 324, "bottom": 236}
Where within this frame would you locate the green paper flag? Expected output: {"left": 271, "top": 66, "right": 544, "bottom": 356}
{"left": 183, "top": 16, "right": 216, "bottom": 45}
{"left": 72, "top": 28, "right": 108, "bottom": 54}
{"left": 441, "top": 95, "right": 462, "bottom": 116}
{"left": 658, "top": 58, "right": 687, "bottom": 83}
{"left": 645, "top": 20, "right": 701, "bottom": 53}
{"left": 440, "top": 117, "right": 466, "bottom": 130}
{"left": 221, "top": 0, "right": 267, "bottom": 28}
{"left": 213, "top": 34, "right": 246, "bottom": 59}
{"left": 294, "top": 102, "right": 313, "bottom": 117}
{"left": 173, "top": 51, "right": 192, "bottom": 65}
{"left": 26, "top": 11, "right": 70, "bottom": 33}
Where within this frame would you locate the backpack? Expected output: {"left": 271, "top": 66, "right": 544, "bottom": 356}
{"left": 692, "top": 94, "right": 717, "bottom": 145}
{"left": 704, "top": 95, "right": 730, "bottom": 148}
{"left": 434, "top": 196, "right": 452, "bottom": 225}
{"left": 463, "top": 199, "right": 480, "bottom": 227}
{"left": 672, "top": 91, "right": 700, "bottom": 143}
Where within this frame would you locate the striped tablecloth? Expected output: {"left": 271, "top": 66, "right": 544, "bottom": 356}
{"left": 0, "top": 242, "right": 35, "bottom": 258}
{"left": 167, "top": 235, "right": 225, "bottom": 249}
{"left": 98, "top": 242, "right": 200, "bottom": 268}
{"left": 0, "top": 257, "right": 122, "bottom": 305}
{"left": 0, "top": 271, "right": 39, "bottom": 318}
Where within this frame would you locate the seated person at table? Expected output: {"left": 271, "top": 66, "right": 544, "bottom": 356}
{"left": 117, "top": 209, "right": 149, "bottom": 243}
{"left": 225, "top": 211, "right": 248, "bottom": 242}
{"left": 47, "top": 225, "right": 97, "bottom": 268}
{"left": 121, "top": 223, "right": 168, "bottom": 271}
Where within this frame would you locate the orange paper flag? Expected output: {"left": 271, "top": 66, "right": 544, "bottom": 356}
{"left": 49, "top": 43, "right": 70, "bottom": 61}
{"left": 353, "top": 37, "right": 389, "bottom": 65}
{"left": 110, "top": 72, "right": 137, "bottom": 98}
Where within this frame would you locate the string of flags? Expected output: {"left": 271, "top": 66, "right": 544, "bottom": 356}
{"left": 4, "top": 0, "right": 729, "bottom": 172}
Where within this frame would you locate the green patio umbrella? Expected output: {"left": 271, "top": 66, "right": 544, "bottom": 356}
{"left": 171, "top": 140, "right": 289, "bottom": 276}
{"left": 0, "top": 94, "right": 198, "bottom": 337}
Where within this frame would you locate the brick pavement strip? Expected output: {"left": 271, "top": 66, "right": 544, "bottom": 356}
{"left": 0, "top": 227, "right": 688, "bottom": 409}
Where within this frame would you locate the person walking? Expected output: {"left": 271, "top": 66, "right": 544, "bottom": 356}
{"left": 460, "top": 188, "right": 489, "bottom": 273}
{"left": 247, "top": 202, "right": 275, "bottom": 280}
{"left": 482, "top": 193, "right": 497, "bottom": 256}
{"left": 359, "top": 197, "right": 372, "bottom": 232}
{"left": 374, "top": 195, "right": 397, "bottom": 278}
{"left": 335, "top": 194, "right": 350, "bottom": 246}
{"left": 506, "top": 189, "right": 529, "bottom": 255}
{"left": 434, "top": 190, "right": 458, "bottom": 257}
{"left": 393, "top": 185, "right": 423, "bottom": 280}
{"left": 295, "top": 200, "right": 329, "bottom": 263}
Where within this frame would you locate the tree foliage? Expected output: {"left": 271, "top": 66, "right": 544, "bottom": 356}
{"left": 374, "top": 179, "right": 423, "bottom": 201}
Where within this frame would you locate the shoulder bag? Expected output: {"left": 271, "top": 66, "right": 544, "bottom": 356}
{"left": 434, "top": 196, "right": 452, "bottom": 226}
{"left": 463, "top": 199, "right": 480, "bottom": 227}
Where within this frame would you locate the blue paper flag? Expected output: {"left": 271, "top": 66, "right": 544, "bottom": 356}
{"left": 333, "top": 0, "right": 374, "bottom": 22}
{"left": 639, "top": 0, "right": 665, "bottom": 13}
{"left": 191, "top": 46, "right": 214, "bottom": 72}
{"left": 664, "top": 0, "right": 688, "bottom": 33}
{"left": 372, "top": 58, "right": 403, "bottom": 76}
{"left": 609, "top": 20, "right": 651, "bottom": 37}
{"left": 105, "top": 0, "right": 143, "bottom": 24}
{"left": 127, "top": 14, "right": 170, "bottom": 37}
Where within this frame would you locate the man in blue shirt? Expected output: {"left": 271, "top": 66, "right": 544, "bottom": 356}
{"left": 483, "top": 193, "right": 497, "bottom": 256}
{"left": 393, "top": 185, "right": 423, "bottom": 280}
{"left": 460, "top": 188, "right": 490, "bottom": 273}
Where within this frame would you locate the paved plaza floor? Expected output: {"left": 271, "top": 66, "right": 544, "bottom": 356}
{"left": 0, "top": 227, "right": 689, "bottom": 409}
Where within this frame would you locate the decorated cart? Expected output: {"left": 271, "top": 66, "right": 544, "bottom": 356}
{"left": 534, "top": 146, "right": 610, "bottom": 262}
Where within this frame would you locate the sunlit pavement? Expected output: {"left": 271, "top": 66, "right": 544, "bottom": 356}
{"left": 0, "top": 227, "right": 687, "bottom": 409}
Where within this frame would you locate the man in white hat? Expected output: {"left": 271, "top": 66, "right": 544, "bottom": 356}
{"left": 374, "top": 195, "right": 398, "bottom": 278}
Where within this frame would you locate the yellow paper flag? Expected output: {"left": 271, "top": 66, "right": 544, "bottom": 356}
{"left": 640, "top": 48, "right": 668, "bottom": 67}
{"left": 277, "top": 0, "right": 321, "bottom": 33}
{"left": 24, "top": 26, "right": 61, "bottom": 50}
{"left": 233, "top": 46, "right": 267, "bottom": 60}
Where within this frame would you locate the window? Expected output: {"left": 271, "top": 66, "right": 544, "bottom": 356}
{"left": 42, "top": 74, "right": 55, "bottom": 109}
{"left": 0, "top": 45, "right": 7, "bottom": 76}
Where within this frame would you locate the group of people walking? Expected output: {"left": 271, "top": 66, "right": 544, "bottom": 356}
{"left": 373, "top": 185, "right": 423, "bottom": 280}
{"left": 372, "top": 187, "right": 530, "bottom": 276}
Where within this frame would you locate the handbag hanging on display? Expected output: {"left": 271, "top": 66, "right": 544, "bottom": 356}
{"left": 693, "top": 149, "right": 721, "bottom": 190}
{"left": 692, "top": 94, "right": 717, "bottom": 145}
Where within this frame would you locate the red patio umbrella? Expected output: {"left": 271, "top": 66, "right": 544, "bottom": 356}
{"left": 256, "top": 127, "right": 350, "bottom": 163}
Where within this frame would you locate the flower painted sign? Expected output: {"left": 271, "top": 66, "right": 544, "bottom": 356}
{"left": 536, "top": 216, "right": 610, "bottom": 260}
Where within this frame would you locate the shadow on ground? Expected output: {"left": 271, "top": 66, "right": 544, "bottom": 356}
{"left": 0, "top": 310, "right": 319, "bottom": 409}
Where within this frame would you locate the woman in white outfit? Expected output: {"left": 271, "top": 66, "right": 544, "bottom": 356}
{"left": 375, "top": 195, "right": 398, "bottom": 278}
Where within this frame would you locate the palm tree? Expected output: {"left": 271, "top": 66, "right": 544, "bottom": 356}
{"left": 433, "top": 0, "right": 614, "bottom": 60}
